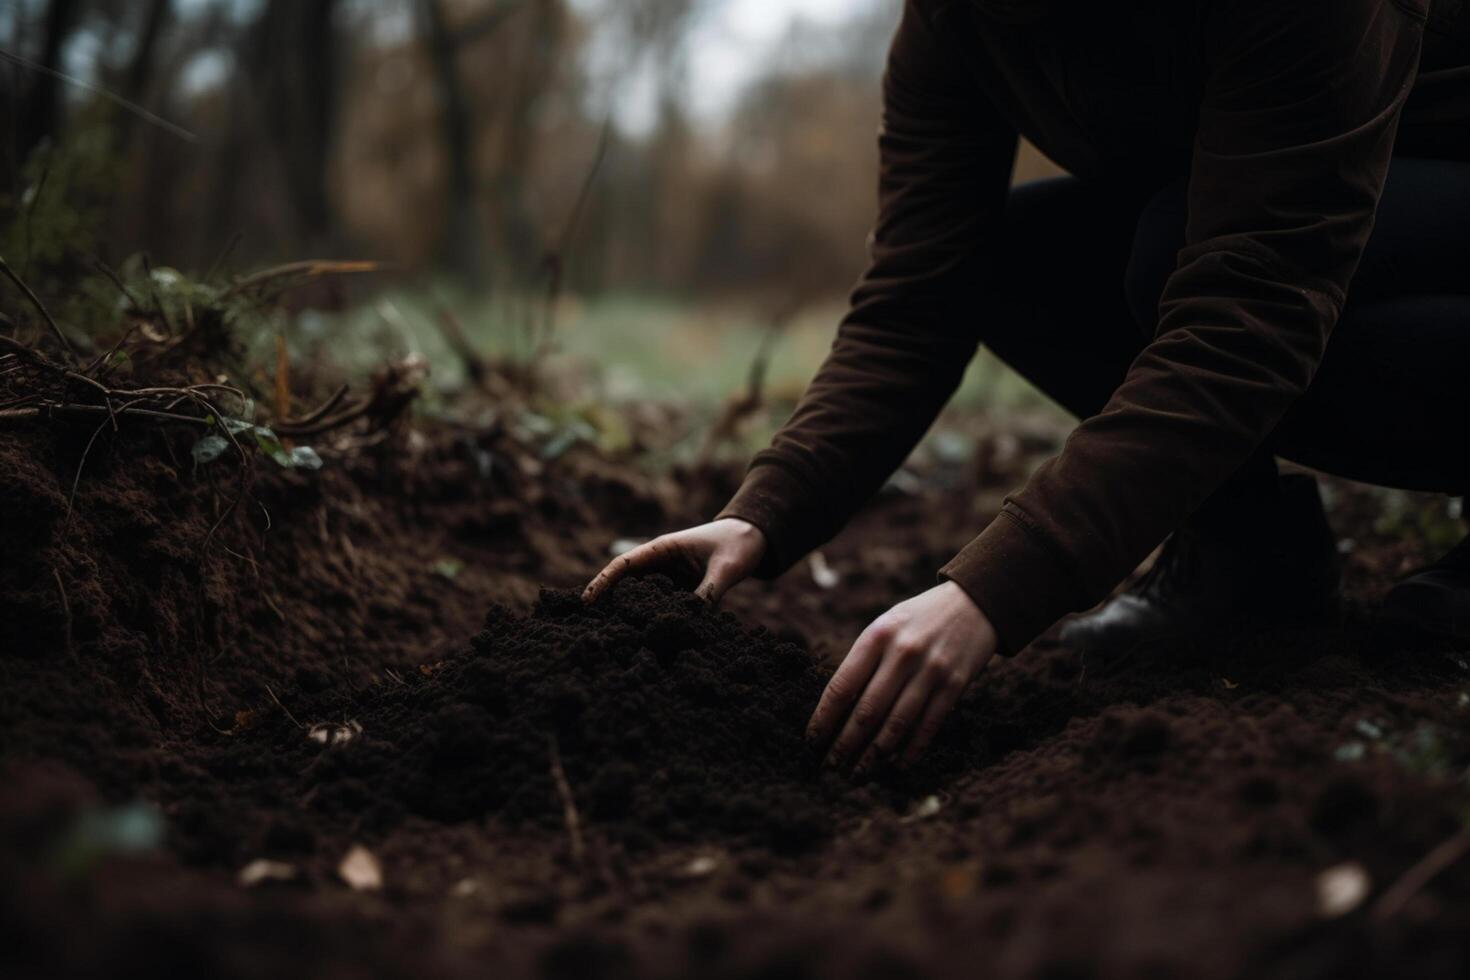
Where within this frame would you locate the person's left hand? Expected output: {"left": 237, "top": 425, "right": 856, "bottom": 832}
{"left": 806, "top": 581, "right": 997, "bottom": 776}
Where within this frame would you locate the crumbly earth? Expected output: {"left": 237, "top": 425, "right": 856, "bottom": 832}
{"left": 2, "top": 418, "right": 1469, "bottom": 980}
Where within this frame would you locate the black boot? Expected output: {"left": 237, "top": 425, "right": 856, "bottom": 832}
{"left": 1379, "top": 532, "right": 1470, "bottom": 642}
{"left": 1059, "top": 474, "right": 1341, "bottom": 655}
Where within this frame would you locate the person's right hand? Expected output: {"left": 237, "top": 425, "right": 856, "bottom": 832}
{"left": 582, "top": 518, "right": 767, "bottom": 606}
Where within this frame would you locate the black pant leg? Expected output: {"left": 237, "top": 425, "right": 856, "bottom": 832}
{"left": 977, "top": 176, "right": 1150, "bottom": 419}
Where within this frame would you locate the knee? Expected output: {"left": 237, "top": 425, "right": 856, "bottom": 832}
{"left": 994, "top": 177, "right": 1092, "bottom": 279}
{"left": 1124, "top": 177, "right": 1189, "bottom": 337}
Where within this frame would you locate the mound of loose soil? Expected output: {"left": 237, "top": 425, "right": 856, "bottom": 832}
{"left": 8, "top": 399, "right": 1470, "bottom": 980}
{"left": 169, "top": 576, "right": 888, "bottom": 872}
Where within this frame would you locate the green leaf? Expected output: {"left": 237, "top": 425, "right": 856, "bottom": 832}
{"left": 288, "top": 446, "right": 323, "bottom": 470}
{"left": 540, "top": 429, "right": 580, "bottom": 462}
{"left": 192, "top": 434, "right": 230, "bottom": 465}
{"left": 251, "top": 426, "right": 293, "bottom": 467}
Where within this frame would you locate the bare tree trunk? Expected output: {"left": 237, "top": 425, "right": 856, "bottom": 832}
{"left": 492, "top": 0, "right": 564, "bottom": 275}
{"left": 250, "top": 0, "right": 341, "bottom": 246}
{"left": 112, "top": 0, "right": 173, "bottom": 152}
{"left": 418, "top": 0, "right": 485, "bottom": 288}
{"left": 17, "top": 0, "right": 83, "bottom": 167}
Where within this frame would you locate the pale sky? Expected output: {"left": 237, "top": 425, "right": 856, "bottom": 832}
{"left": 157, "top": 0, "right": 882, "bottom": 132}
{"left": 573, "top": 0, "right": 879, "bottom": 133}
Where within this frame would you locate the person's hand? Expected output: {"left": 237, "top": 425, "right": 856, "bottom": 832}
{"left": 807, "top": 581, "right": 996, "bottom": 776}
{"left": 582, "top": 518, "right": 768, "bottom": 606}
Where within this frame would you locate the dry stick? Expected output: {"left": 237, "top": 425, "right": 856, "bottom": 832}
{"left": 61, "top": 417, "right": 112, "bottom": 533}
{"left": 52, "top": 567, "right": 73, "bottom": 658}
{"left": 87, "top": 321, "right": 142, "bottom": 380}
{"left": 140, "top": 255, "right": 174, "bottom": 336}
{"left": 547, "top": 734, "right": 586, "bottom": 865}
{"left": 0, "top": 255, "right": 77, "bottom": 360}
{"left": 273, "top": 398, "right": 371, "bottom": 438}
{"left": 185, "top": 391, "right": 253, "bottom": 557}
{"left": 0, "top": 49, "right": 198, "bottom": 143}
{"left": 91, "top": 257, "right": 145, "bottom": 314}
{"left": 1371, "top": 827, "right": 1470, "bottom": 922}
{"left": 218, "top": 260, "right": 380, "bottom": 301}
{"left": 534, "top": 114, "right": 614, "bottom": 359}
{"left": 22, "top": 157, "right": 52, "bottom": 280}
{"left": 0, "top": 403, "right": 211, "bottom": 426}
{"left": 264, "top": 684, "right": 307, "bottom": 730}
{"left": 273, "top": 332, "right": 290, "bottom": 421}
{"left": 205, "top": 231, "right": 244, "bottom": 284}
{"left": 432, "top": 307, "right": 489, "bottom": 388}
{"left": 279, "top": 384, "right": 349, "bottom": 430}
{"left": 699, "top": 324, "right": 778, "bottom": 462}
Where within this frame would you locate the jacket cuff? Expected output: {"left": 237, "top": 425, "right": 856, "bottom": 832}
{"left": 715, "top": 463, "right": 819, "bottom": 580}
{"left": 939, "top": 506, "right": 1085, "bottom": 656}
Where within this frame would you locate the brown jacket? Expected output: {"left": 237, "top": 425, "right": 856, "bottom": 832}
{"left": 719, "top": 0, "right": 1470, "bottom": 653}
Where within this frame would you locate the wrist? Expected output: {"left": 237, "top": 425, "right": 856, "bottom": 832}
{"left": 939, "top": 580, "right": 997, "bottom": 651}
{"left": 716, "top": 516, "right": 769, "bottom": 560}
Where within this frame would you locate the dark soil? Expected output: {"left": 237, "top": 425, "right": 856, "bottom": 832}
{"left": 4, "top": 415, "right": 1470, "bottom": 980}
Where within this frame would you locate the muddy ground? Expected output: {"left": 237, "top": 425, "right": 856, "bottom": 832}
{"left": 3, "top": 412, "right": 1470, "bottom": 980}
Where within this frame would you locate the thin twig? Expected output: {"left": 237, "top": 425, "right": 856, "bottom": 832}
{"left": 218, "top": 259, "right": 379, "bottom": 300}
{"left": 279, "top": 384, "right": 348, "bottom": 430}
{"left": 87, "top": 321, "right": 141, "bottom": 379}
{"left": 205, "top": 231, "right": 244, "bottom": 284}
{"left": 23, "top": 156, "right": 51, "bottom": 280}
{"left": 92, "top": 257, "right": 145, "bottom": 312}
{"left": 1371, "top": 828, "right": 1470, "bottom": 921}
{"left": 0, "top": 255, "right": 76, "bottom": 359}
{"left": 534, "top": 114, "right": 613, "bottom": 358}
{"left": 52, "top": 567, "right": 74, "bottom": 658}
{"left": 547, "top": 734, "right": 586, "bottom": 865}
{"left": 0, "top": 49, "right": 198, "bottom": 143}
{"left": 264, "top": 684, "right": 307, "bottom": 730}
{"left": 273, "top": 397, "right": 370, "bottom": 438}
{"left": 62, "top": 417, "right": 111, "bottom": 532}
{"left": 186, "top": 391, "right": 253, "bottom": 557}
{"left": 0, "top": 403, "right": 211, "bottom": 426}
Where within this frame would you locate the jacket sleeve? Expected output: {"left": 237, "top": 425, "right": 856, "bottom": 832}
{"left": 941, "top": 0, "right": 1428, "bottom": 652}
{"left": 718, "top": 0, "right": 1018, "bottom": 577}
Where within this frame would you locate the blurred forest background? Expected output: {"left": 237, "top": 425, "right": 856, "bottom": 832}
{"left": 0, "top": 0, "right": 1064, "bottom": 419}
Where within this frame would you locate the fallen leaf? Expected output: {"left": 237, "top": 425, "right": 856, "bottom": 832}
{"left": 239, "top": 859, "right": 297, "bottom": 887}
{"left": 309, "top": 720, "right": 363, "bottom": 746}
{"left": 431, "top": 558, "right": 464, "bottom": 580}
{"left": 939, "top": 863, "right": 979, "bottom": 899}
{"left": 451, "top": 878, "right": 480, "bottom": 898}
{"left": 809, "top": 552, "right": 841, "bottom": 590}
{"left": 900, "top": 795, "right": 944, "bottom": 823}
{"left": 1317, "top": 862, "right": 1370, "bottom": 917}
{"left": 1355, "top": 718, "right": 1386, "bottom": 740}
{"left": 1219, "top": 678, "right": 1239, "bottom": 690}
{"left": 682, "top": 855, "right": 719, "bottom": 878}
{"left": 338, "top": 846, "right": 383, "bottom": 891}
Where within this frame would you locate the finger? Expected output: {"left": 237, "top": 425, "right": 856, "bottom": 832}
{"left": 899, "top": 681, "right": 964, "bottom": 769}
{"left": 694, "top": 555, "right": 740, "bottom": 605}
{"left": 826, "top": 651, "right": 920, "bottom": 770}
{"left": 582, "top": 538, "right": 677, "bottom": 604}
{"left": 854, "top": 675, "right": 933, "bottom": 778}
{"left": 805, "top": 627, "right": 886, "bottom": 749}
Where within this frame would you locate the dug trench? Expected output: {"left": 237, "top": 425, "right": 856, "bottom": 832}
{"left": 3, "top": 421, "right": 1470, "bottom": 979}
